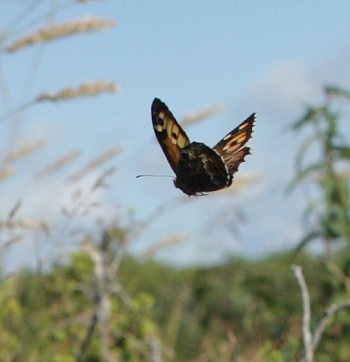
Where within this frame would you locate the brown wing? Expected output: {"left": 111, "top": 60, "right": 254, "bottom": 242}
{"left": 213, "top": 113, "right": 256, "bottom": 175}
{"left": 152, "top": 98, "right": 190, "bottom": 173}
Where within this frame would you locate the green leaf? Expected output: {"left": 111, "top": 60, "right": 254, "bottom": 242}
{"left": 291, "top": 107, "right": 325, "bottom": 130}
{"left": 294, "top": 134, "right": 322, "bottom": 171}
{"left": 325, "top": 85, "right": 350, "bottom": 101}
{"left": 334, "top": 145, "right": 350, "bottom": 159}
{"left": 301, "top": 199, "right": 322, "bottom": 222}
{"left": 293, "top": 230, "right": 322, "bottom": 256}
{"left": 287, "top": 162, "right": 324, "bottom": 192}
{"left": 326, "top": 112, "right": 338, "bottom": 141}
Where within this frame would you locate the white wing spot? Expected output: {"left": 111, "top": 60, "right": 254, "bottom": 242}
{"left": 178, "top": 135, "right": 187, "bottom": 148}
{"left": 239, "top": 122, "right": 248, "bottom": 130}
{"left": 170, "top": 124, "right": 180, "bottom": 144}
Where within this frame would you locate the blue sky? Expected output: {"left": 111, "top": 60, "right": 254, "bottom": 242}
{"left": 0, "top": 1, "right": 350, "bottom": 271}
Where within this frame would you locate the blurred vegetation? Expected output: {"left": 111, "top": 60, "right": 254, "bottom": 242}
{"left": 0, "top": 249, "right": 350, "bottom": 361}
{"left": 1, "top": 2, "right": 350, "bottom": 362}
{"left": 289, "top": 85, "right": 350, "bottom": 258}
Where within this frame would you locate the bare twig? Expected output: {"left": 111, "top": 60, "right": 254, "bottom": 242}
{"left": 1, "top": 235, "right": 23, "bottom": 250}
{"left": 292, "top": 265, "right": 313, "bottom": 362}
{"left": 7, "top": 199, "right": 22, "bottom": 220}
{"left": 78, "top": 225, "right": 162, "bottom": 361}
{"left": 76, "top": 310, "right": 99, "bottom": 362}
{"left": 147, "top": 336, "right": 164, "bottom": 362}
{"left": 312, "top": 299, "right": 350, "bottom": 350}
{"left": 293, "top": 265, "right": 350, "bottom": 362}
{"left": 81, "top": 237, "right": 115, "bottom": 362}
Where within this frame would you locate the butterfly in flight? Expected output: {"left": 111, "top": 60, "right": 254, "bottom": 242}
{"left": 151, "top": 98, "right": 255, "bottom": 196}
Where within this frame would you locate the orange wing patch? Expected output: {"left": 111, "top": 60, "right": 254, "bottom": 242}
{"left": 152, "top": 98, "right": 190, "bottom": 173}
{"left": 213, "top": 113, "right": 255, "bottom": 175}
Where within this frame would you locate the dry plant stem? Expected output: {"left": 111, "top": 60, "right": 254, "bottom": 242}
{"left": 76, "top": 310, "right": 99, "bottom": 362}
{"left": 312, "top": 299, "right": 350, "bottom": 350}
{"left": 292, "top": 265, "right": 313, "bottom": 362}
{"left": 0, "top": 101, "right": 34, "bottom": 121}
{"left": 7, "top": 200, "right": 22, "bottom": 220}
{"left": 147, "top": 336, "right": 163, "bottom": 362}
{"left": 2, "top": 235, "right": 23, "bottom": 250}
{"left": 79, "top": 230, "right": 134, "bottom": 361}
{"left": 109, "top": 242, "right": 127, "bottom": 278}
{"left": 165, "top": 286, "right": 189, "bottom": 352}
{"left": 78, "top": 227, "right": 160, "bottom": 361}
{"left": 293, "top": 265, "right": 350, "bottom": 362}
{"left": 80, "top": 238, "right": 115, "bottom": 362}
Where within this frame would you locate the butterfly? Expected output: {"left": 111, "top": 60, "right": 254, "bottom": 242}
{"left": 152, "top": 98, "right": 255, "bottom": 196}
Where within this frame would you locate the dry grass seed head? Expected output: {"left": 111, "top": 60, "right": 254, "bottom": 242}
{"left": 36, "top": 150, "right": 81, "bottom": 179}
{"left": 181, "top": 104, "right": 225, "bottom": 127}
{"left": 35, "top": 80, "right": 120, "bottom": 103}
{"left": 0, "top": 167, "right": 15, "bottom": 180}
{"left": 143, "top": 233, "right": 187, "bottom": 258}
{"left": 68, "top": 147, "right": 121, "bottom": 183}
{"left": 0, "top": 218, "right": 47, "bottom": 230}
{"left": 6, "top": 139, "right": 45, "bottom": 162}
{"left": 6, "top": 16, "right": 115, "bottom": 53}
{"left": 217, "top": 173, "right": 261, "bottom": 195}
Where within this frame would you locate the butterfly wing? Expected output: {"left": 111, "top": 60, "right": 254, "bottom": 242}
{"left": 152, "top": 98, "right": 190, "bottom": 173}
{"left": 213, "top": 113, "right": 256, "bottom": 176}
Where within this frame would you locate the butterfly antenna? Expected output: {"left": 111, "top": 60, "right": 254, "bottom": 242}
{"left": 136, "top": 174, "right": 174, "bottom": 179}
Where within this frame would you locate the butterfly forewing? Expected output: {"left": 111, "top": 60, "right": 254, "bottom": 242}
{"left": 151, "top": 98, "right": 190, "bottom": 173}
{"left": 213, "top": 113, "right": 255, "bottom": 175}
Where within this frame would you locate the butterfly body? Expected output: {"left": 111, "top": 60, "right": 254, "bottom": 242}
{"left": 174, "top": 142, "right": 231, "bottom": 195}
{"left": 151, "top": 98, "right": 255, "bottom": 196}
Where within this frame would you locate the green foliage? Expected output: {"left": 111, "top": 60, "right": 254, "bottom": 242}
{"left": 1, "top": 249, "right": 350, "bottom": 361}
{"left": 111, "top": 250, "right": 350, "bottom": 361}
{"left": 289, "top": 86, "right": 350, "bottom": 256}
{"left": 0, "top": 253, "right": 159, "bottom": 361}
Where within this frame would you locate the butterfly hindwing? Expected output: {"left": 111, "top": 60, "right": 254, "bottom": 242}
{"left": 151, "top": 98, "right": 190, "bottom": 173}
{"left": 213, "top": 113, "right": 255, "bottom": 176}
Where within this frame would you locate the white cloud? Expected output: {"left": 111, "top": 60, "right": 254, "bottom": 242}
{"left": 238, "top": 60, "right": 321, "bottom": 120}
{"left": 238, "top": 46, "right": 350, "bottom": 121}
